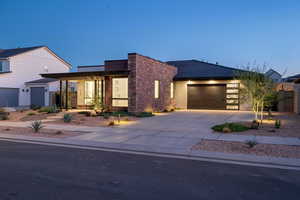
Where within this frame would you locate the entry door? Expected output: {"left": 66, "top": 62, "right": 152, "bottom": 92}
{"left": 30, "top": 87, "right": 45, "bottom": 107}
{"left": 187, "top": 84, "right": 226, "bottom": 110}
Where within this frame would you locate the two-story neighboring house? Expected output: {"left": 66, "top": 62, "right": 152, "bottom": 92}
{"left": 0, "top": 46, "right": 71, "bottom": 107}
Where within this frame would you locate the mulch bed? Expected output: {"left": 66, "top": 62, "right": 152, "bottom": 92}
{"left": 192, "top": 139, "right": 300, "bottom": 158}
{"left": 0, "top": 126, "right": 85, "bottom": 138}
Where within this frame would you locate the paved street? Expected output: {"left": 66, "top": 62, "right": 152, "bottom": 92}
{"left": 0, "top": 141, "right": 299, "bottom": 200}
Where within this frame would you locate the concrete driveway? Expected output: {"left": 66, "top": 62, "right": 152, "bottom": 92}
{"left": 72, "top": 110, "right": 253, "bottom": 150}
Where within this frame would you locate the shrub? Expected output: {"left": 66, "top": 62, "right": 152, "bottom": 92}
{"left": 134, "top": 112, "right": 154, "bottom": 118}
{"left": 250, "top": 120, "right": 260, "bottom": 129}
{"left": 112, "top": 111, "right": 129, "bottom": 117}
{"left": 78, "top": 111, "right": 90, "bottom": 115}
{"left": 222, "top": 126, "right": 232, "bottom": 133}
{"left": 30, "top": 120, "right": 44, "bottom": 133}
{"left": 245, "top": 140, "right": 258, "bottom": 148}
{"left": 107, "top": 121, "right": 115, "bottom": 126}
{"left": 63, "top": 114, "right": 73, "bottom": 123}
{"left": 38, "top": 105, "right": 59, "bottom": 113}
{"left": 27, "top": 112, "right": 36, "bottom": 116}
{"left": 103, "top": 113, "right": 110, "bottom": 119}
{"left": 0, "top": 107, "right": 5, "bottom": 112}
{"left": 30, "top": 105, "right": 41, "bottom": 110}
{"left": 0, "top": 115, "right": 9, "bottom": 120}
{"left": 55, "top": 130, "right": 63, "bottom": 135}
{"left": 212, "top": 123, "right": 249, "bottom": 132}
{"left": 275, "top": 120, "right": 281, "bottom": 129}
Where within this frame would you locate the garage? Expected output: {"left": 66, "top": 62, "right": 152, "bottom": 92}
{"left": 187, "top": 84, "right": 226, "bottom": 110}
{"left": 30, "top": 87, "right": 45, "bottom": 107}
{"left": 0, "top": 88, "right": 19, "bottom": 107}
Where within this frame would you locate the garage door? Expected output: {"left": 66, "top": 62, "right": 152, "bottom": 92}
{"left": 0, "top": 88, "right": 19, "bottom": 107}
{"left": 30, "top": 87, "right": 45, "bottom": 107}
{"left": 187, "top": 84, "right": 226, "bottom": 110}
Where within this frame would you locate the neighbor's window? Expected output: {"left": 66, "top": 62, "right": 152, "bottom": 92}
{"left": 0, "top": 61, "right": 3, "bottom": 72}
{"left": 170, "top": 82, "right": 174, "bottom": 98}
{"left": 154, "top": 80, "right": 160, "bottom": 99}
{"left": 112, "top": 78, "right": 128, "bottom": 107}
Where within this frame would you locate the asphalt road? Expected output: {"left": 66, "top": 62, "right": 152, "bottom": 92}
{"left": 0, "top": 141, "right": 299, "bottom": 200}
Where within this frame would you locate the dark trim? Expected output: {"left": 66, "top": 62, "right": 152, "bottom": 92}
{"left": 0, "top": 71, "right": 12, "bottom": 74}
{"left": 78, "top": 65, "right": 104, "bottom": 68}
{"left": 59, "top": 80, "right": 62, "bottom": 109}
{"left": 65, "top": 80, "right": 69, "bottom": 110}
{"left": 41, "top": 70, "right": 130, "bottom": 79}
{"left": 174, "top": 77, "right": 235, "bottom": 81}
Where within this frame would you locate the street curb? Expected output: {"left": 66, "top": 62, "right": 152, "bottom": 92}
{"left": 0, "top": 136, "right": 300, "bottom": 171}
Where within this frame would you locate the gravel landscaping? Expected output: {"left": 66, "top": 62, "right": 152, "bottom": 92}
{"left": 212, "top": 113, "right": 300, "bottom": 138}
{"left": 0, "top": 126, "right": 85, "bottom": 138}
{"left": 46, "top": 112, "right": 137, "bottom": 127}
{"left": 3, "top": 110, "right": 58, "bottom": 122}
{"left": 192, "top": 139, "right": 300, "bottom": 158}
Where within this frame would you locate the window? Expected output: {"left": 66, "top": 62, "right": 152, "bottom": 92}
{"left": 84, "top": 81, "right": 95, "bottom": 105}
{"left": 0, "top": 61, "right": 3, "bottom": 72}
{"left": 170, "top": 82, "right": 174, "bottom": 98}
{"left": 154, "top": 80, "right": 160, "bottom": 99}
{"left": 112, "top": 78, "right": 128, "bottom": 107}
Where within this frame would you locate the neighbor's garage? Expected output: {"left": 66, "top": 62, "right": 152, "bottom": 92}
{"left": 187, "top": 84, "right": 227, "bottom": 110}
{"left": 0, "top": 88, "right": 19, "bottom": 107}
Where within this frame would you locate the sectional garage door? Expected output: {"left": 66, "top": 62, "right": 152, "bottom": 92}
{"left": 0, "top": 88, "right": 19, "bottom": 107}
{"left": 187, "top": 84, "right": 226, "bottom": 110}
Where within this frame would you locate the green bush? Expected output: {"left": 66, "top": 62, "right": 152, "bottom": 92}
{"left": 275, "top": 120, "right": 281, "bottom": 129}
{"left": 30, "top": 120, "right": 44, "bottom": 133}
{"left": 0, "top": 115, "right": 9, "bottom": 120}
{"left": 27, "top": 112, "right": 36, "bottom": 116}
{"left": 63, "top": 114, "right": 73, "bottom": 123}
{"left": 134, "top": 112, "right": 154, "bottom": 118}
{"left": 78, "top": 111, "right": 90, "bottom": 115}
{"left": 212, "top": 123, "right": 249, "bottom": 132}
{"left": 30, "top": 105, "right": 41, "bottom": 110}
{"left": 38, "top": 105, "right": 59, "bottom": 113}
{"left": 245, "top": 140, "right": 258, "bottom": 148}
{"left": 112, "top": 111, "right": 129, "bottom": 117}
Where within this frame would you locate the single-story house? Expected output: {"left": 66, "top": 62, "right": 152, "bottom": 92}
{"left": 0, "top": 46, "right": 71, "bottom": 107}
{"left": 42, "top": 53, "right": 246, "bottom": 113}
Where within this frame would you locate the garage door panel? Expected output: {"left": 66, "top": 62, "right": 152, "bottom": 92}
{"left": 30, "top": 87, "right": 45, "bottom": 107}
{"left": 187, "top": 84, "right": 226, "bottom": 110}
{"left": 0, "top": 88, "right": 19, "bottom": 107}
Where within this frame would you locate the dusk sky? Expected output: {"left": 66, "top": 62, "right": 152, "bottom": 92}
{"left": 1, "top": 0, "right": 299, "bottom": 76}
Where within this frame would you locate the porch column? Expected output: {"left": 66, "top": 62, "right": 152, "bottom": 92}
{"left": 101, "top": 79, "right": 104, "bottom": 104}
{"left": 94, "top": 80, "right": 98, "bottom": 108}
{"left": 65, "top": 80, "right": 69, "bottom": 110}
{"left": 59, "top": 80, "right": 62, "bottom": 109}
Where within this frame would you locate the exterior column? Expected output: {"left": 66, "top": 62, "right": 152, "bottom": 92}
{"left": 65, "top": 80, "right": 69, "bottom": 110}
{"left": 59, "top": 80, "right": 62, "bottom": 109}
{"left": 101, "top": 79, "right": 104, "bottom": 104}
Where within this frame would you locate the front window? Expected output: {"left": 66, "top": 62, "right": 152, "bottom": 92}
{"left": 112, "top": 78, "right": 128, "bottom": 107}
{"left": 154, "top": 80, "right": 160, "bottom": 99}
{"left": 84, "top": 81, "right": 95, "bottom": 105}
{"left": 170, "top": 82, "right": 174, "bottom": 98}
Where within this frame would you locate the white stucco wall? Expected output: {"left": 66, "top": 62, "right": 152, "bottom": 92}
{"left": 0, "top": 47, "right": 70, "bottom": 106}
{"left": 174, "top": 80, "right": 251, "bottom": 111}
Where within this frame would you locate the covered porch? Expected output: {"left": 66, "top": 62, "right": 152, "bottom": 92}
{"left": 41, "top": 71, "right": 130, "bottom": 111}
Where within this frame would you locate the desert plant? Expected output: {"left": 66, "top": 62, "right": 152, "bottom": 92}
{"left": 250, "top": 120, "right": 260, "bottom": 129}
{"left": 63, "top": 114, "right": 73, "bottom": 123}
{"left": 275, "top": 120, "right": 281, "bottom": 129}
{"left": 107, "top": 120, "right": 115, "bottom": 126}
{"left": 38, "top": 105, "right": 59, "bottom": 113}
{"left": 222, "top": 126, "right": 232, "bottom": 133}
{"left": 30, "top": 120, "right": 44, "bottom": 133}
{"left": 103, "top": 113, "right": 110, "bottom": 119}
{"left": 134, "top": 112, "right": 154, "bottom": 118}
{"left": 0, "top": 115, "right": 9, "bottom": 120}
{"left": 55, "top": 130, "right": 63, "bottom": 135}
{"left": 27, "top": 112, "right": 36, "bottom": 116}
{"left": 245, "top": 140, "right": 258, "bottom": 148}
{"left": 30, "top": 104, "right": 41, "bottom": 110}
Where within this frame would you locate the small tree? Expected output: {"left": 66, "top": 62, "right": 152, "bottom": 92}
{"left": 236, "top": 65, "right": 276, "bottom": 123}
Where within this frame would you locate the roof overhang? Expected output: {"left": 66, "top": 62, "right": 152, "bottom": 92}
{"left": 41, "top": 70, "right": 130, "bottom": 80}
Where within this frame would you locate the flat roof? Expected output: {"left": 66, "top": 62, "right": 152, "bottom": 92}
{"left": 41, "top": 70, "right": 130, "bottom": 79}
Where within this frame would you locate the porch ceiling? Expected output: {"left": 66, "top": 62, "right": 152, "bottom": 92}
{"left": 41, "top": 70, "right": 130, "bottom": 80}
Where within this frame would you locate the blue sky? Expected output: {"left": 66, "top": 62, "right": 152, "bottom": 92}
{"left": 1, "top": 0, "right": 299, "bottom": 76}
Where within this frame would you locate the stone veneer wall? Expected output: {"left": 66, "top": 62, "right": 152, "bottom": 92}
{"left": 128, "top": 53, "right": 177, "bottom": 113}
